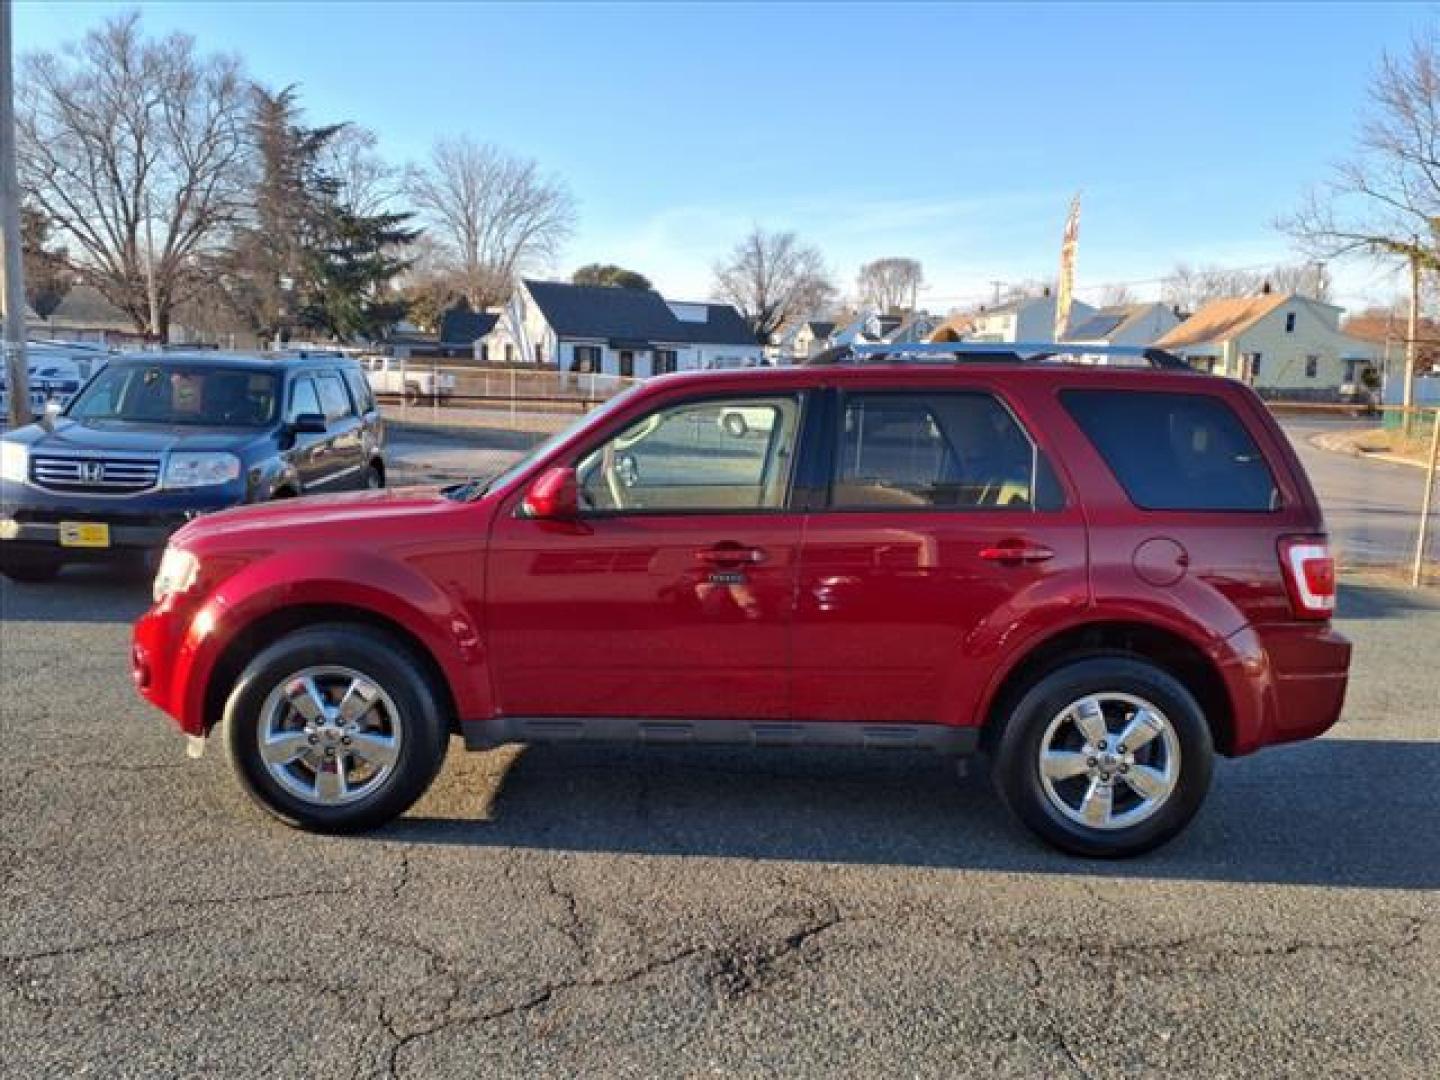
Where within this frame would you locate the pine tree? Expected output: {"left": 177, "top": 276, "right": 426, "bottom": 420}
{"left": 299, "top": 208, "right": 418, "bottom": 341}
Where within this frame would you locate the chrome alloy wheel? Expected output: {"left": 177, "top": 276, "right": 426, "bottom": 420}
{"left": 257, "top": 666, "right": 403, "bottom": 807}
{"left": 1037, "top": 693, "right": 1181, "bottom": 831}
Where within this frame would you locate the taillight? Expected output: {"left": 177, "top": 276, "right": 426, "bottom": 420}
{"left": 1279, "top": 536, "right": 1336, "bottom": 619}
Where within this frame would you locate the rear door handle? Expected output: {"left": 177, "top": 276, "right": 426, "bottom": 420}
{"left": 696, "top": 545, "right": 768, "bottom": 566}
{"left": 979, "top": 544, "right": 1055, "bottom": 563}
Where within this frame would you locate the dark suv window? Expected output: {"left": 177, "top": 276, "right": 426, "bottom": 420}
{"left": 831, "top": 392, "right": 1056, "bottom": 511}
{"left": 316, "top": 373, "right": 354, "bottom": 422}
{"left": 1062, "top": 390, "right": 1279, "bottom": 511}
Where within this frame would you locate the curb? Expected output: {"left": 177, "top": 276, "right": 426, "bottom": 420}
{"left": 1307, "top": 431, "right": 1427, "bottom": 471}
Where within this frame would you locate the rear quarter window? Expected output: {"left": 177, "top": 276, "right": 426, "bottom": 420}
{"left": 1061, "top": 389, "right": 1279, "bottom": 511}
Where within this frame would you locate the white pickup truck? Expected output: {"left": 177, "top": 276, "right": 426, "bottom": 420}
{"left": 363, "top": 356, "right": 457, "bottom": 405}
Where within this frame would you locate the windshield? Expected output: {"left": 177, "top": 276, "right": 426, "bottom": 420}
{"left": 67, "top": 365, "right": 280, "bottom": 427}
{"left": 446, "top": 385, "right": 642, "bottom": 501}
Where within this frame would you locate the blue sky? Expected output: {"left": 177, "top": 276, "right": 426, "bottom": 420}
{"left": 13, "top": 1, "right": 1431, "bottom": 311}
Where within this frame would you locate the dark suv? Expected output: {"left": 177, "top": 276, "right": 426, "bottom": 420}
{"left": 131, "top": 347, "right": 1349, "bottom": 857}
{"left": 1, "top": 352, "right": 385, "bottom": 582}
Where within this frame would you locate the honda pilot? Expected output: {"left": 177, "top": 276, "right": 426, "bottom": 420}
{"left": 130, "top": 346, "right": 1350, "bottom": 857}
{"left": 1, "top": 352, "right": 386, "bottom": 581}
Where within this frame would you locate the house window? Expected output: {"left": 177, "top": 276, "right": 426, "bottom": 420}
{"left": 479, "top": 344, "right": 489, "bottom": 364}
{"left": 1285, "top": 312, "right": 1296, "bottom": 333}
{"left": 619, "top": 350, "right": 635, "bottom": 378}
{"left": 1305, "top": 355, "right": 1319, "bottom": 378}
{"left": 504, "top": 343, "right": 515, "bottom": 364}
{"left": 655, "top": 349, "right": 678, "bottom": 375}
{"left": 534, "top": 342, "right": 544, "bottom": 365}
{"left": 570, "top": 345, "right": 601, "bottom": 373}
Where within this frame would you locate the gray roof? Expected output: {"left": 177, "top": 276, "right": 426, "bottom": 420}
{"left": 439, "top": 308, "right": 499, "bottom": 345}
{"left": 1066, "top": 311, "right": 1127, "bottom": 340}
{"left": 43, "top": 285, "right": 134, "bottom": 331}
{"left": 522, "top": 280, "right": 758, "bottom": 347}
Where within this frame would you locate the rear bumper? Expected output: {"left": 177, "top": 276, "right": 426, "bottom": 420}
{"left": 1217, "top": 622, "right": 1351, "bottom": 755}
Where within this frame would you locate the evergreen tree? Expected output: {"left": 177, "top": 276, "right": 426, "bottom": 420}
{"left": 299, "top": 208, "right": 418, "bottom": 341}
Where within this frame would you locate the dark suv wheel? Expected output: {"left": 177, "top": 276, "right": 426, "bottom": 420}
{"left": 221, "top": 624, "right": 449, "bottom": 832}
{"left": 991, "top": 657, "right": 1214, "bottom": 858}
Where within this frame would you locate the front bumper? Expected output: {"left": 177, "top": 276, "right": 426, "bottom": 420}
{"left": 1, "top": 478, "right": 245, "bottom": 559}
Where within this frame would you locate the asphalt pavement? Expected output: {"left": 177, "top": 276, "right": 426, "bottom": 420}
{"left": 2, "top": 419, "right": 1438, "bottom": 1078}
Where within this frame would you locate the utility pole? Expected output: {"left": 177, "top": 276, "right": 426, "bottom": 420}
{"left": 1405, "top": 240, "right": 1420, "bottom": 437}
{"left": 0, "top": 0, "right": 30, "bottom": 427}
{"left": 143, "top": 192, "right": 160, "bottom": 347}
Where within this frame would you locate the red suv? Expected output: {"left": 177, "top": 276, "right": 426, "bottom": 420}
{"left": 131, "top": 351, "right": 1350, "bottom": 856}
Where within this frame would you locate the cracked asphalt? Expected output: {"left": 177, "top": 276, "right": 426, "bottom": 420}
{"left": 3, "top": 564, "right": 1439, "bottom": 1075}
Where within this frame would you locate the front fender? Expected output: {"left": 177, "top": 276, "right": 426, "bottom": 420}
{"left": 167, "top": 548, "right": 489, "bottom": 735}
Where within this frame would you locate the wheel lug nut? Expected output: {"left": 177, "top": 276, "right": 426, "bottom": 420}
{"left": 1098, "top": 741, "right": 1107, "bottom": 751}
{"left": 1087, "top": 757, "right": 1098, "bottom": 767}
{"left": 342, "top": 736, "right": 351, "bottom": 745}
{"left": 1117, "top": 744, "right": 1126, "bottom": 753}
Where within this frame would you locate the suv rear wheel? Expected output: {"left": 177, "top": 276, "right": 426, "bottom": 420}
{"left": 221, "top": 624, "right": 449, "bottom": 832}
{"left": 991, "top": 657, "right": 1213, "bottom": 858}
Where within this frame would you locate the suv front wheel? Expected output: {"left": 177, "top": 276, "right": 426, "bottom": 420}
{"left": 991, "top": 657, "right": 1214, "bottom": 858}
{"left": 221, "top": 624, "right": 449, "bottom": 832}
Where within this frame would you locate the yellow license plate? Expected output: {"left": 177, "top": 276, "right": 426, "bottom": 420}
{"left": 59, "top": 521, "right": 111, "bottom": 548}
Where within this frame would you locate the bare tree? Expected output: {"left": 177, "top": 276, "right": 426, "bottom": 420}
{"left": 1097, "top": 283, "right": 1136, "bottom": 308}
{"left": 407, "top": 137, "right": 576, "bottom": 309}
{"left": 856, "top": 257, "right": 923, "bottom": 313}
{"left": 1283, "top": 30, "right": 1440, "bottom": 270}
{"left": 1161, "top": 261, "right": 1329, "bottom": 310}
{"left": 713, "top": 228, "right": 834, "bottom": 345}
{"left": 15, "top": 12, "right": 251, "bottom": 340}
{"left": 321, "top": 126, "right": 397, "bottom": 218}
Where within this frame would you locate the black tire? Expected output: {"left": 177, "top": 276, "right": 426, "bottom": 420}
{"left": 990, "top": 656, "right": 1214, "bottom": 858}
{"left": 0, "top": 556, "right": 62, "bottom": 583}
{"left": 221, "top": 624, "right": 449, "bottom": 833}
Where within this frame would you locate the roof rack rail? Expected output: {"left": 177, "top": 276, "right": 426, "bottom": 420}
{"left": 818, "top": 341, "right": 1191, "bottom": 371}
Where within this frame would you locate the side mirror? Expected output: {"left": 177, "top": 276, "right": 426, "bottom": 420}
{"left": 289, "top": 412, "right": 328, "bottom": 435}
{"left": 521, "top": 466, "right": 579, "bottom": 520}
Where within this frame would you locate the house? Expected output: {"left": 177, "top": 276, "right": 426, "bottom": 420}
{"left": 480, "top": 280, "right": 762, "bottom": 377}
{"left": 26, "top": 284, "right": 146, "bottom": 346}
{"left": 439, "top": 308, "right": 499, "bottom": 359}
{"left": 829, "top": 311, "right": 904, "bottom": 348}
{"left": 1062, "top": 302, "right": 1183, "bottom": 358}
{"left": 927, "top": 313, "right": 977, "bottom": 342}
{"left": 883, "top": 312, "right": 942, "bottom": 345}
{"left": 775, "top": 319, "right": 836, "bottom": 363}
{"left": 1153, "top": 291, "right": 1380, "bottom": 397}
{"left": 968, "top": 294, "right": 1097, "bottom": 343}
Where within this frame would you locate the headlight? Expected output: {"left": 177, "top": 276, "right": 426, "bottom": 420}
{"left": 0, "top": 440, "right": 28, "bottom": 483}
{"left": 152, "top": 546, "right": 200, "bottom": 603}
{"left": 163, "top": 452, "right": 241, "bottom": 489}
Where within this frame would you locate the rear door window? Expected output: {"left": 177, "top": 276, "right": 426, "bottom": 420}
{"left": 830, "top": 392, "right": 1061, "bottom": 511}
{"left": 1061, "top": 390, "right": 1279, "bottom": 511}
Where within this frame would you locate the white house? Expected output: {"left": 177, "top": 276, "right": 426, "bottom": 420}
{"left": 775, "top": 319, "right": 836, "bottom": 363}
{"left": 1062, "top": 302, "right": 1183, "bottom": 359}
{"left": 968, "top": 294, "right": 1097, "bottom": 343}
{"left": 480, "top": 280, "right": 763, "bottom": 378}
{"left": 830, "top": 311, "right": 904, "bottom": 347}
{"left": 1154, "top": 291, "right": 1379, "bottom": 396}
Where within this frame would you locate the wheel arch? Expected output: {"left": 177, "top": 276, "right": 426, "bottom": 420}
{"left": 202, "top": 602, "right": 459, "bottom": 738}
{"left": 979, "top": 620, "right": 1236, "bottom": 756}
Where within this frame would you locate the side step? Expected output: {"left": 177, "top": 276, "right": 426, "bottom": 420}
{"left": 462, "top": 716, "right": 979, "bottom": 755}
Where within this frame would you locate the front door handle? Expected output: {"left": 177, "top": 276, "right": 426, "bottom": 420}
{"left": 696, "top": 544, "right": 768, "bottom": 566}
{"left": 979, "top": 543, "right": 1055, "bottom": 564}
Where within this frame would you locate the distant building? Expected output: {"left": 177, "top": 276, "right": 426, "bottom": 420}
{"left": 829, "top": 311, "right": 904, "bottom": 348}
{"left": 883, "top": 312, "right": 942, "bottom": 345}
{"left": 968, "top": 293, "right": 1097, "bottom": 343}
{"left": 480, "top": 279, "right": 762, "bottom": 377}
{"left": 775, "top": 319, "right": 837, "bottom": 363}
{"left": 1062, "top": 302, "right": 1183, "bottom": 358}
{"left": 1154, "top": 292, "right": 1379, "bottom": 396}
{"left": 26, "top": 284, "right": 145, "bottom": 346}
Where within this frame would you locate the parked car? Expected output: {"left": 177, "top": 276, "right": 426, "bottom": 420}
{"left": 131, "top": 350, "right": 1349, "bottom": 857}
{"left": 364, "top": 355, "right": 456, "bottom": 405}
{"left": 0, "top": 340, "right": 111, "bottom": 417}
{"left": 1, "top": 352, "right": 386, "bottom": 582}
